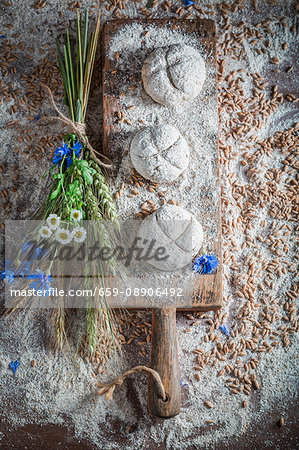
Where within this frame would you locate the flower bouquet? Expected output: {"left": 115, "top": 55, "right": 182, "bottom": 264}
{"left": 1, "top": 10, "right": 120, "bottom": 360}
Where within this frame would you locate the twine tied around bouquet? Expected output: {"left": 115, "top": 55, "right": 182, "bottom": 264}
{"left": 97, "top": 365, "right": 167, "bottom": 401}
{"left": 42, "top": 85, "right": 112, "bottom": 169}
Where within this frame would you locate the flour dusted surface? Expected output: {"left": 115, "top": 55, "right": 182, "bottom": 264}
{"left": 108, "top": 23, "right": 219, "bottom": 251}
{"left": 0, "top": 2, "right": 298, "bottom": 449}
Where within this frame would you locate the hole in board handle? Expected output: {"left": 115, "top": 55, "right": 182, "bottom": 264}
{"left": 162, "top": 394, "right": 169, "bottom": 403}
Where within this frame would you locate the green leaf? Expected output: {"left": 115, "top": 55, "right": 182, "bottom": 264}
{"left": 76, "top": 98, "right": 82, "bottom": 123}
{"left": 81, "top": 169, "right": 94, "bottom": 185}
{"left": 66, "top": 29, "right": 76, "bottom": 109}
{"left": 53, "top": 173, "right": 65, "bottom": 180}
{"left": 66, "top": 179, "right": 82, "bottom": 198}
{"left": 55, "top": 11, "right": 101, "bottom": 125}
{"left": 76, "top": 160, "right": 96, "bottom": 185}
{"left": 50, "top": 182, "right": 62, "bottom": 200}
{"left": 50, "top": 173, "right": 66, "bottom": 199}
{"left": 83, "top": 10, "right": 88, "bottom": 65}
{"left": 76, "top": 160, "right": 89, "bottom": 168}
{"left": 63, "top": 44, "right": 75, "bottom": 121}
{"left": 77, "top": 10, "right": 83, "bottom": 107}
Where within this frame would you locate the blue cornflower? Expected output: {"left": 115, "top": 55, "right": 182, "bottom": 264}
{"left": 15, "top": 261, "right": 32, "bottom": 278}
{"left": 72, "top": 140, "right": 83, "bottom": 156}
{"left": 35, "top": 247, "right": 46, "bottom": 258}
{"left": 21, "top": 241, "right": 32, "bottom": 254}
{"left": 53, "top": 141, "right": 82, "bottom": 167}
{"left": 2, "top": 259, "right": 13, "bottom": 268}
{"left": 53, "top": 142, "right": 70, "bottom": 166}
{"left": 193, "top": 254, "right": 220, "bottom": 274}
{"left": 219, "top": 324, "right": 230, "bottom": 337}
{"left": 1, "top": 269, "right": 15, "bottom": 284}
{"left": 1, "top": 261, "right": 15, "bottom": 283}
{"left": 1, "top": 260, "right": 34, "bottom": 284}
{"left": 21, "top": 241, "right": 49, "bottom": 260}
{"left": 9, "top": 360, "right": 20, "bottom": 375}
{"left": 27, "top": 269, "right": 53, "bottom": 295}
{"left": 183, "top": 0, "right": 194, "bottom": 6}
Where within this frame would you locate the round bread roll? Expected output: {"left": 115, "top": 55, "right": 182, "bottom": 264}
{"left": 138, "top": 204, "right": 203, "bottom": 271}
{"left": 142, "top": 44, "right": 206, "bottom": 107}
{"left": 130, "top": 124, "right": 189, "bottom": 183}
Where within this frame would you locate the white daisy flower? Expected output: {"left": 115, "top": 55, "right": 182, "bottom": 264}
{"left": 55, "top": 228, "right": 73, "bottom": 245}
{"left": 47, "top": 214, "right": 60, "bottom": 230}
{"left": 72, "top": 226, "right": 86, "bottom": 243}
{"left": 70, "top": 209, "right": 82, "bottom": 221}
{"left": 39, "top": 226, "right": 52, "bottom": 238}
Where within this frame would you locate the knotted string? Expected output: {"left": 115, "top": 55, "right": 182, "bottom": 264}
{"left": 42, "top": 84, "right": 112, "bottom": 169}
{"left": 97, "top": 365, "right": 167, "bottom": 401}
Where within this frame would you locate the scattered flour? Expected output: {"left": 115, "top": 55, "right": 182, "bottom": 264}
{"left": 0, "top": 1, "right": 298, "bottom": 449}
{"left": 108, "top": 22, "right": 220, "bottom": 251}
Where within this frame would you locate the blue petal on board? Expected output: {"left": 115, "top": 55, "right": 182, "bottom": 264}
{"left": 193, "top": 255, "right": 220, "bottom": 275}
{"left": 9, "top": 360, "right": 20, "bottom": 375}
{"left": 219, "top": 324, "right": 230, "bottom": 337}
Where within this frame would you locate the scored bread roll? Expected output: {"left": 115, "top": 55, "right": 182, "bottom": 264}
{"left": 137, "top": 204, "right": 203, "bottom": 271}
{"left": 130, "top": 124, "right": 189, "bottom": 183}
{"left": 142, "top": 44, "right": 206, "bottom": 107}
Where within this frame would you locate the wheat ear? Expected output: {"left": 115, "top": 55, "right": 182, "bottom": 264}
{"left": 86, "top": 153, "right": 118, "bottom": 223}
{"left": 55, "top": 307, "right": 66, "bottom": 350}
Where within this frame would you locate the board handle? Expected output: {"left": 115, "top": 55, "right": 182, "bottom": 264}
{"left": 148, "top": 308, "right": 181, "bottom": 418}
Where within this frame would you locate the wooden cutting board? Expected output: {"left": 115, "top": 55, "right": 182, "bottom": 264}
{"left": 102, "top": 18, "right": 222, "bottom": 418}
